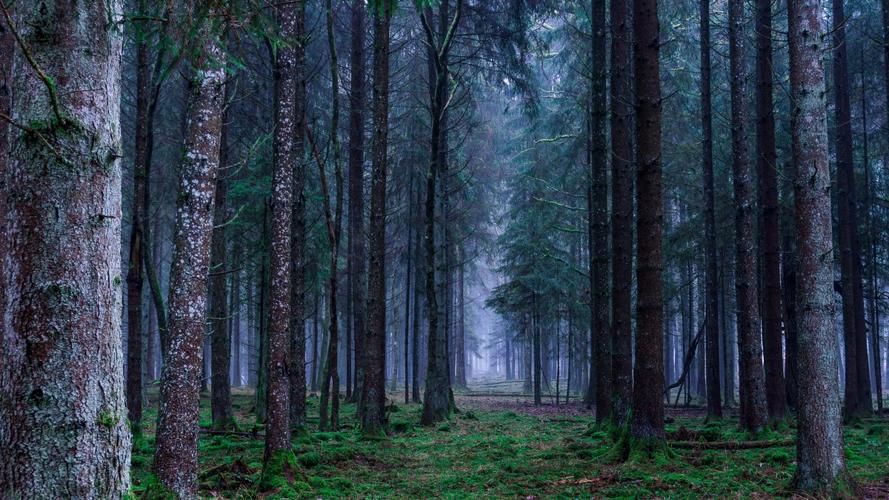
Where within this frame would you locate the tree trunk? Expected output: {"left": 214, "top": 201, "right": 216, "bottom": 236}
{"left": 832, "top": 0, "right": 871, "bottom": 418}
{"left": 861, "top": 58, "right": 883, "bottom": 411}
{"left": 153, "top": 14, "right": 227, "bottom": 496}
{"left": 610, "top": 0, "right": 634, "bottom": 429}
{"left": 729, "top": 0, "right": 769, "bottom": 433}
{"left": 289, "top": 0, "right": 308, "bottom": 430}
{"left": 590, "top": 0, "right": 611, "bottom": 424}
{"left": 631, "top": 0, "right": 665, "bottom": 442}
{"left": 787, "top": 0, "right": 848, "bottom": 492}
{"left": 755, "top": 0, "right": 786, "bottom": 421}
{"left": 348, "top": 0, "right": 368, "bottom": 406}
{"left": 421, "top": 0, "right": 463, "bottom": 426}
{"left": 0, "top": 1, "right": 130, "bottom": 496}
{"left": 456, "top": 249, "right": 467, "bottom": 387}
{"left": 318, "top": 0, "right": 346, "bottom": 432}
{"left": 412, "top": 197, "right": 424, "bottom": 402}
{"left": 210, "top": 79, "right": 234, "bottom": 431}
{"left": 127, "top": 5, "right": 149, "bottom": 433}
{"left": 263, "top": 1, "right": 300, "bottom": 471}
{"left": 361, "top": 0, "right": 393, "bottom": 436}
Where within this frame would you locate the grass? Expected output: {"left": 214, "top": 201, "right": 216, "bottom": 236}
{"left": 130, "top": 387, "right": 889, "bottom": 498}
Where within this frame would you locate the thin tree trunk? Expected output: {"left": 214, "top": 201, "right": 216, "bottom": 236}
{"left": 833, "top": 0, "right": 872, "bottom": 418}
{"left": 0, "top": 1, "right": 130, "bottom": 495}
{"left": 729, "top": 0, "right": 769, "bottom": 433}
{"left": 127, "top": 3, "right": 150, "bottom": 432}
{"left": 404, "top": 176, "right": 414, "bottom": 404}
{"left": 787, "top": 0, "right": 848, "bottom": 492}
{"left": 210, "top": 79, "right": 234, "bottom": 430}
{"left": 153, "top": 14, "right": 227, "bottom": 495}
{"left": 631, "top": 0, "right": 666, "bottom": 442}
{"left": 361, "top": 0, "right": 393, "bottom": 436}
{"left": 610, "top": 0, "right": 634, "bottom": 429}
{"left": 289, "top": 0, "right": 308, "bottom": 430}
{"left": 412, "top": 198, "right": 424, "bottom": 403}
{"left": 861, "top": 54, "right": 883, "bottom": 411}
{"left": 348, "top": 0, "right": 367, "bottom": 406}
{"left": 755, "top": 0, "right": 786, "bottom": 420}
{"left": 590, "top": 0, "right": 611, "bottom": 424}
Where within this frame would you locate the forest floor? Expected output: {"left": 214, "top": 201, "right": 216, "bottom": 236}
{"left": 131, "top": 381, "right": 889, "bottom": 498}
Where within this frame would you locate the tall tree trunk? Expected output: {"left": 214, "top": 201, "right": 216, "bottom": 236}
{"left": 210, "top": 79, "right": 234, "bottom": 430}
{"left": 256, "top": 206, "right": 270, "bottom": 422}
{"left": 610, "top": 0, "right": 634, "bottom": 429}
{"left": 755, "top": 0, "right": 786, "bottom": 421}
{"left": 127, "top": 4, "right": 150, "bottom": 433}
{"left": 729, "top": 0, "right": 769, "bottom": 433}
{"left": 699, "top": 0, "right": 721, "bottom": 410}
{"left": 0, "top": 1, "right": 130, "bottom": 495}
{"left": 781, "top": 170, "right": 799, "bottom": 410}
{"left": 348, "top": 0, "right": 368, "bottom": 406}
{"left": 631, "top": 0, "right": 665, "bottom": 443}
{"left": 833, "top": 0, "right": 871, "bottom": 418}
{"left": 361, "top": 0, "right": 393, "bottom": 436}
{"left": 289, "top": 0, "right": 308, "bottom": 430}
{"left": 590, "top": 0, "right": 611, "bottom": 424}
{"left": 787, "top": 0, "right": 848, "bottom": 492}
{"left": 231, "top": 246, "right": 242, "bottom": 386}
{"left": 420, "top": 0, "right": 463, "bottom": 425}
{"left": 153, "top": 13, "right": 227, "bottom": 496}
{"left": 412, "top": 196, "right": 424, "bottom": 403}
{"left": 317, "top": 0, "right": 346, "bottom": 431}
{"left": 262, "top": 1, "right": 299, "bottom": 476}
{"left": 404, "top": 178, "right": 414, "bottom": 403}
{"left": 861, "top": 57, "right": 883, "bottom": 411}
{"left": 456, "top": 249, "right": 467, "bottom": 387}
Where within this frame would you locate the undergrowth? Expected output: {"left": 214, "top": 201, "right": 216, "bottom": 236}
{"left": 129, "top": 389, "right": 889, "bottom": 498}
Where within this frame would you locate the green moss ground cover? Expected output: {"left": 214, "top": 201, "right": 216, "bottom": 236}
{"left": 130, "top": 388, "right": 889, "bottom": 498}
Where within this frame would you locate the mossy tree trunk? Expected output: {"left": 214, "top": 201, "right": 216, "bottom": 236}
{"left": 0, "top": 1, "right": 130, "bottom": 496}
{"left": 153, "top": 10, "right": 228, "bottom": 495}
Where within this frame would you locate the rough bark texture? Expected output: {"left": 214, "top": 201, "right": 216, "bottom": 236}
{"left": 699, "top": 0, "right": 721, "bottom": 420}
{"left": 832, "top": 0, "right": 871, "bottom": 418}
{"left": 289, "top": 0, "right": 308, "bottom": 430}
{"left": 609, "top": 0, "right": 634, "bottom": 429}
{"left": 348, "top": 0, "right": 367, "bottom": 405}
{"left": 127, "top": 7, "right": 150, "bottom": 432}
{"left": 264, "top": 1, "right": 299, "bottom": 463}
{"left": 0, "top": 2, "right": 130, "bottom": 496}
{"left": 787, "top": 0, "right": 848, "bottom": 492}
{"left": 755, "top": 0, "right": 786, "bottom": 421}
{"left": 361, "top": 0, "right": 392, "bottom": 436}
{"left": 631, "top": 0, "right": 665, "bottom": 441}
{"left": 153, "top": 16, "right": 227, "bottom": 496}
{"left": 590, "top": 0, "right": 611, "bottom": 424}
{"left": 318, "top": 0, "right": 346, "bottom": 432}
{"left": 729, "top": 0, "right": 769, "bottom": 433}
{"left": 210, "top": 80, "right": 234, "bottom": 430}
{"left": 421, "top": 0, "right": 463, "bottom": 426}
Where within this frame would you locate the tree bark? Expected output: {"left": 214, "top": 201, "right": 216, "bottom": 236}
{"left": 755, "top": 0, "right": 786, "bottom": 421}
{"left": 263, "top": 0, "right": 300, "bottom": 468}
{"left": 729, "top": 0, "right": 769, "bottom": 433}
{"left": 127, "top": 3, "right": 150, "bottom": 432}
{"left": 0, "top": 1, "right": 130, "bottom": 496}
{"left": 631, "top": 0, "right": 665, "bottom": 441}
{"left": 153, "top": 14, "right": 227, "bottom": 495}
{"left": 317, "top": 0, "right": 346, "bottom": 432}
{"left": 590, "top": 0, "right": 611, "bottom": 424}
{"left": 787, "top": 0, "right": 848, "bottom": 492}
{"left": 700, "top": 0, "right": 721, "bottom": 418}
{"left": 289, "top": 0, "right": 308, "bottom": 430}
{"left": 420, "top": 0, "right": 463, "bottom": 425}
{"left": 348, "top": 0, "right": 368, "bottom": 405}
{"left": 210, "top": 79, "right": 234, "bottom": 431}
{"left": 361, "top": 0, "right": 393, "bottom": 436}
{"left": 610, "top": 0, "right": 634, "bottom": 429}
{"left": 832, "top": 0, "right": 871, "bottom": 418}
